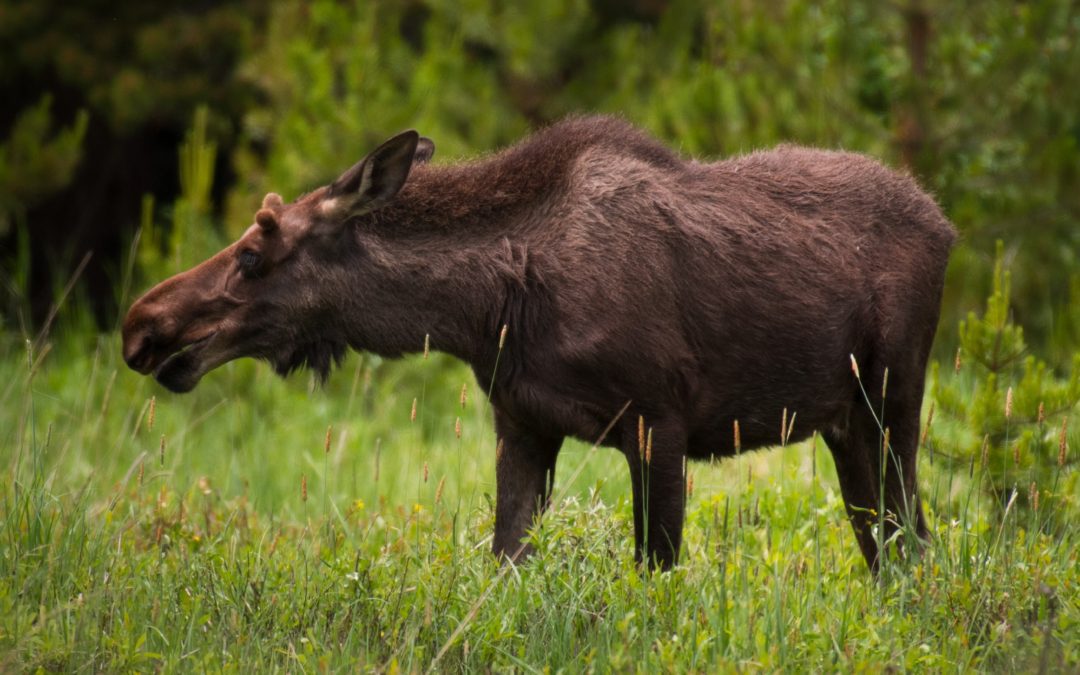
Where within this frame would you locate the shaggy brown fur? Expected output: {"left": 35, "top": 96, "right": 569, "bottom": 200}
{"left": 123, "top": 116, "right": 955, "bottom": 572}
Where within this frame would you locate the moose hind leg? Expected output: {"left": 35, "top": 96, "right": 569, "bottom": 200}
{"left": 492, "top": 408, "right": 562, "bottom": 563}
{"left": 878, "top": 373, "right": 932, "bottom": 546}
{"left": 872, "top": 268, "right": 944, "bottom": 553}
{"left": 623, "top": 416, "right": 688, "bottom": 571}
{"left": 823, "top": 423, "right": 884, "bottom": 572}
{"left": 829, "top": 374, "right": 930, "bottom": 572}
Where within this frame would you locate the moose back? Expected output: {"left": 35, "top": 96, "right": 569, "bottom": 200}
{"left": 123, "top": 116, "right": 955, "bottom": 571}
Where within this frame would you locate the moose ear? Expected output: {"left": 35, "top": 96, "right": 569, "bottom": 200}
{"left": 414, "top": 137, "right": 435, "bottom": 164}
{"left": 327, "top": 130, "right": 421, "bottom": 215}
{"left": 261, "top": 192, "right": 284, "bottom": 209}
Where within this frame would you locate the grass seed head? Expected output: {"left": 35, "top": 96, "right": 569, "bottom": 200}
{"left": 147, "top": 396, "right": 156, "bottom": 432}
{"left": 410, "top": 398, "right": 417, "bottom": 423}
{"left": 850, "top": 354, "right": 860, "bottom": 380}
{"left": 423, "top": 333, "right": 430, "bottom": 359}
{"left": 637, "top": 416, "right": 645, "bottom": 459}
{"left": 423, "top": 461, "right": 429, "bottom": 483}
{"left": 1029, "top": 481, "right": 1038, "bottom": 510}
{"left": 955, "top": 347, "right": 962, "bottom": 373}
{"left": 881, "top": 367, "right": 889, "bottom": 400}
{"left": 455, "top": 417, "right": 462, "bottom": 439}
{"left": 645, "top": 428, "right": 653, "bottom": 464}
{"left": 734, "top": 420, "right": 741, "bottom": 454}
{"left": 324, "top": 425, "right": 332, "bottom": 454}
{"left": 460, "top": 383, "right": 468, "bottom": 408}
{"left": 498, "top": 324, "right": 508, "bottom": 350}
{"left": 1060, "top": 417, "right": 1069, "bottom": 467}
{"left": 980, "top": 434, "right": 990, "bottom": 470}
{"left": 687, "top": 472, "right": 694, "bottom": 498}
{"left": 921, "top": 401, "right": 935, "bottom": 447}
{"left": 1037, "top": 402, "right": 1045, "bottom": 425}
{"left": 435, "top": 476, "right": 445, "bottom": 505}
{"left": 159, "top": 434, "right": 166, "bottom": 467}
{"left": 781, "top": 407, "right": 788, "bottom": 446}
{"left": 1005, "top": 387, "right": 1014, "bottom": 420}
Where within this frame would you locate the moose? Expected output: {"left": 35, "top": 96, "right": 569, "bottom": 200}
{"left": 123, "top": 116, "right": 955, "bottom": 572}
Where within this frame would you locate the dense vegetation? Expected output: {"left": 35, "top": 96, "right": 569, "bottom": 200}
{"left": 2, "top": 1, "right": 1077, "bottom": 671}
{"left": 5, "top": 1, "right": 1080, "bottom": 355}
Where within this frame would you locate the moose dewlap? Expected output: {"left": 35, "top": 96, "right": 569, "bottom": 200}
{"left": 123, "top": 116, "right": 955, "bottom": 572}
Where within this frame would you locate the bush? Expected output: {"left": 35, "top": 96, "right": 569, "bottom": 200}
{"left": 929, "top": 242, "right": 1078, "bottom": 515}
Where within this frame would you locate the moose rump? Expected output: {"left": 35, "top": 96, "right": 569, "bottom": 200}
{"left": 122, "top": 116, "right": 955, "bottom": 572}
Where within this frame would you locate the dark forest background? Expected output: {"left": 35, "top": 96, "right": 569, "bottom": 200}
{"left": 3, "top": 0, "right": 1079, "bottom": 362}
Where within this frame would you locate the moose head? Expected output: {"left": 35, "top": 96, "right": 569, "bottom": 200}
{"left": 122, "top": 131, "right": 436, "bottom": 393}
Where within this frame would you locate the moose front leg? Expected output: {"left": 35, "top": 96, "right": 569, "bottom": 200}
{"left": 492, "top": 408, "right": 563, "bottom": 563}
{"left": 623, "top": 415, "right": 688, "bottom": 570}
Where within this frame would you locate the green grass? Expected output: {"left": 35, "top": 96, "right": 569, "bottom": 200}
{"left": 1, "top": 330, "right": 1076, "bottom": 672}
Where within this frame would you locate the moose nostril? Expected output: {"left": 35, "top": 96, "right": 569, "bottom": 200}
{"left": 123, "top": 334, "right": 155, "bottom": 373}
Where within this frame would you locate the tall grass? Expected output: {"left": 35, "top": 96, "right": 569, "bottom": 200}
{"left": 0, "top": 322, "right": 1075, "bottom": 671}
{"left": 3, "top": 104, "right": 1074, "bottom": 671}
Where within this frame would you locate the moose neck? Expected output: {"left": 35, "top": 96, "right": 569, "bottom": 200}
{"left": 348, "top": 155, "right": 554, "bottom": 376}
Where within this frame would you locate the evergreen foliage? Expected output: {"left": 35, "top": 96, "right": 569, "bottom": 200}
{"left": 930, "top": 242, "right": 1078, "bottom": 513}
{"left": 3, "top": 2, "right": 1080, "bottom": 352}
{"left": 0, "top": 97, "right": 86, "bottom": 238}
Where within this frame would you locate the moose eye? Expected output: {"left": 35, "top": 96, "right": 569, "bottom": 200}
{"left": 238, "top": 249, "right": 262, "bottom": 275}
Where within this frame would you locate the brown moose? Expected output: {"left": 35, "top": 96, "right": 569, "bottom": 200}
{"left": 122, "top": 116, "right": 954, "bottom": 572}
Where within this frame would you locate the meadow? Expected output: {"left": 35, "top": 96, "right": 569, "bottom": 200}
{"left": 4, "top": 1, "right": 1080, "bottom": 671}
{"left": 1, "top": 307, "right": 1076, "bottom": 672}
